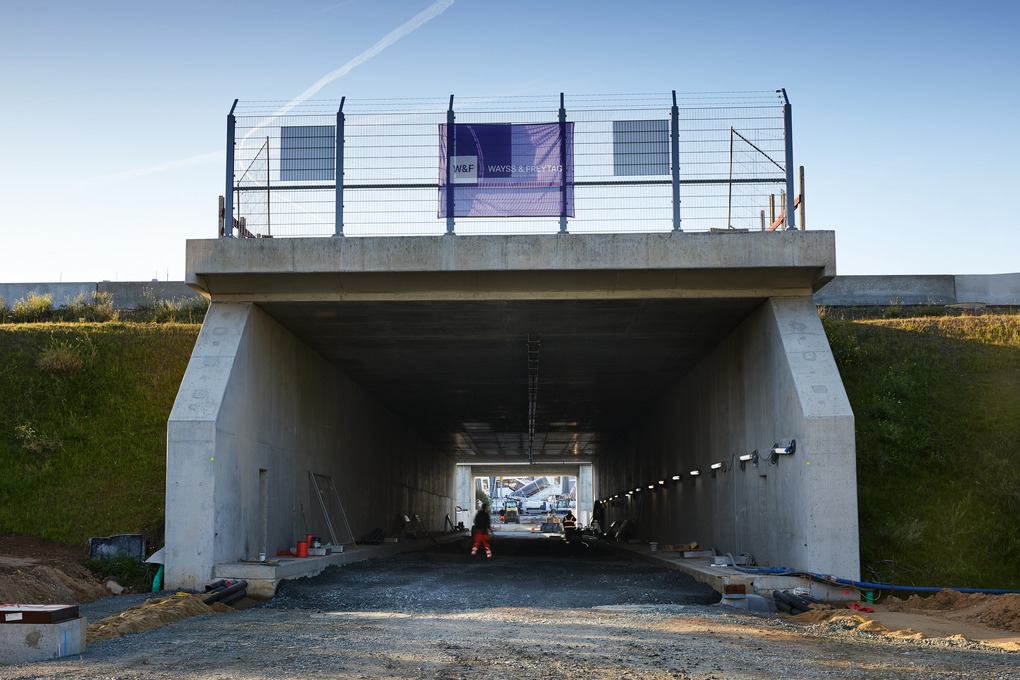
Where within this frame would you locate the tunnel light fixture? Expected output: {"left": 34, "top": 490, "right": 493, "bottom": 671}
{"left": 738, "top": 453, "right": 754, "bottom": 462}
{"left": 739, "top": 451, "right": 759, "bottom": 471}
{"left": 658, "top": 480, "right": 665, "bottom": 485}
{"left": 671, "top": 475, "right": 681, "bottom": 481}
{"left": 762, "top": 439, "right": 796, "bottom": 465}
{"left": 772, "top": 439, "right": 796, "bottom": 456}
{"left": 710, "top": 461, "right": 727, "bottom": 477}
{"left": 689, "top": 469, "right": 700, "bottom": 476}
{"left": 647, "top": 484, "right": 655, "bottom": 490}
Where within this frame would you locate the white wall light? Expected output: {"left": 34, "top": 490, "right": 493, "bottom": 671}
{"left": 689, "top": 469, "right": 700, "bottom": 476}
{"left": 772, "top": 439, "right": 796, "bottom": 456}
{"left": 671, "top": 475, "right": 681, "bottom": 481}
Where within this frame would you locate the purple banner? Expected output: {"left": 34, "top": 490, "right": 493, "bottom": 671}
{"left": 439, "top": 122, "right": 574, "bottom": 218}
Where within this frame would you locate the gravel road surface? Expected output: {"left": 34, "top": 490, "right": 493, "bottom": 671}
{"left": 3, "top": 534, "right": 1017, "bottom": 679}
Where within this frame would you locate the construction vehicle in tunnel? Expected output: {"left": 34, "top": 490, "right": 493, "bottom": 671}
{"left": 502, "top": 498, "right": 521, "bottom": 523}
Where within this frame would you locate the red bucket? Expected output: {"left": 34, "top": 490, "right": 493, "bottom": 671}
{"left": 296, "top": 541, "right": 308, "bottom": 557}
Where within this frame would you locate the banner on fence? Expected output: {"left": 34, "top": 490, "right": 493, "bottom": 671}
{"left": 438, "top": 122, "right": 574, "bottom": 218}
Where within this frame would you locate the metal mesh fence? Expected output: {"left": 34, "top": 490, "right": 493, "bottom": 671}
{"left": 226, "top": 92, "right": 795, "bottom": 238}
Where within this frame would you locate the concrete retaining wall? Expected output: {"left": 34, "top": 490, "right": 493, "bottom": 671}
{"left": 5, "top": 273, "right": 1015, "bottom": 311}
{"left": 814, "top": 273, "right": 1020, "bottom": 306}
{"left": 0, "top": 281, "right": 201, "bottom": 310}
{"left": 165, "top": 302, "right": 455, "bottom": 590}
{"left": 597, "top": 297, "right": 859, "bottom": 579}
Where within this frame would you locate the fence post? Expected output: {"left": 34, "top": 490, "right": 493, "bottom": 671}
{"left": 799, "top": 165, "right": 805, "bottom": 230}
{"left": 671, "top": 90, "right": 682, "bottom": 231}
{"left": 446, "top": 95, "right": 455, "bottom": 235}
{"left": 780, "top": 88, "right": 796, "bottom": 230}
{"left": 335, "top": 98, "right": 345, "bottom": 236}
{"left": 559, "top": 92, "right": 568, "bottom": 234}
{"left": 223, "top": 99, "right": 238, "bottom": 238}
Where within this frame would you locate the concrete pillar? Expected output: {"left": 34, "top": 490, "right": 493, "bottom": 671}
{"left": 595, "top": 296, "right": 859, "bottom": 579}
{"left": 577, "top": 464, "right": 593, "bottom": 527}
{"left": 456, "top": 465, "right": 474, "bottom": 528}
{"left": 166, "top": 302, "right": 457, "bottom": 590}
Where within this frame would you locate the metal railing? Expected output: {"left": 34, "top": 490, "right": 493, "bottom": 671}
{"left": 221, "top": 91, "right": 801, "bottom": 239}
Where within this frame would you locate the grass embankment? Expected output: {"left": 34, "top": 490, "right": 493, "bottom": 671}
{"left": 0, "top": 323, "right": 199, "bottom": 547}
{"left": 823, "top": 313, "right": 1020, "bottom": 590}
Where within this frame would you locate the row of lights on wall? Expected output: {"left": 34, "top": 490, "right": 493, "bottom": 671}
{"left": 598, "top": 439, "right": 796, "bottom": 503}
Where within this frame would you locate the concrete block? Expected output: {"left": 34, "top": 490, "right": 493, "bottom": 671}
{"left": 0, "top": 617, "right": 86, "bottom": 664}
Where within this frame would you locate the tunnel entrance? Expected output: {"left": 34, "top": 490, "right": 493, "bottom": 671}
{"left": 167, "top": 231, "right": 859, "bottom": 593}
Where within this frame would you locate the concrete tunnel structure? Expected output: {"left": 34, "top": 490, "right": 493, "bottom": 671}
{"left": 165, "top": 230, "right": 858, "bottom": 591}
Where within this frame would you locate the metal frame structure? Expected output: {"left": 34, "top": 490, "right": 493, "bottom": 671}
{"left": 223, "top": 91, "right": 798, "bottom": 238}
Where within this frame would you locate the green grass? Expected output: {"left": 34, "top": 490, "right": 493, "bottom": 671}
{"left": 0, "top": 323, "right": 199, "bottom": 548}
{"left": 823, "top": 313, "right": 1020, "bottom": 590}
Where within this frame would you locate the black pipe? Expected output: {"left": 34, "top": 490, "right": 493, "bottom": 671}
{"left": 204, "top": 578, "right": 229, "bottom": 592}
{"left": 219, "top": 588, "right": 248, "bottom": 607}
{"left": 203, "top": 580, "right": 248, "bottom": 605}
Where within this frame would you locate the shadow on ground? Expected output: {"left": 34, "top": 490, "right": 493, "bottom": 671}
{"left": 264, "top": 534, "right": 720, "bottom": 613}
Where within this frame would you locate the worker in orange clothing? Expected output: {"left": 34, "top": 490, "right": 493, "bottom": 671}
{"left": 471, "top": 504, "right": 493, "bottom": 558}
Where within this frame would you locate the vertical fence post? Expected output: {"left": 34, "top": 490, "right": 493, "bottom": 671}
{"left": 799, "top": 165, "right": 805, "bottom": 230}
{"left": 671, "top": 90, "right": 682, "bottom": 232}
{"left": 559, "top": 92, "right": 568, "bottom": 234}
{"left": 446, "top": 95, "right": 455, "bottom": 235}
{"left": 727, "top": 127, "right": 734, "bottom": 230}
{"left": 780, "top": 88, "right": 796, "bottom": 230}
{"left": 335, "top": 97, "right": 345, "bottom": 236}
{"left": 223, "top": 99, "right": 238, "bottom": 238}
{"left": 265, "top": 136, "right": 271, "bottom": 237}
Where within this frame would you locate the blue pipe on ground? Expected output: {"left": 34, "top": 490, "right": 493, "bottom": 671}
{"left": 732, "top": 566, "right": 1020, "bottom": 595}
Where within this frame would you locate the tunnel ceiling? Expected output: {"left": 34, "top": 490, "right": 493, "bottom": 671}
{"left": 257, "top": 297, "right": 765, "bottom": 460}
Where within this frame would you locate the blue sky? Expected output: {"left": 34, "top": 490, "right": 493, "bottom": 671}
{"left": 2, "top": 0, "right": 1017, "bottom": 283}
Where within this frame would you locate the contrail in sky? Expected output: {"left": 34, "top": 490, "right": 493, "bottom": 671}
{"left": 88, "top": 0, "right": 455, "bottom": 184}
{"left": 267, "top": 0, "right": 455, "bottom": 120}
{"left": 243, "top": 0, "right": 455, "bottom": 139}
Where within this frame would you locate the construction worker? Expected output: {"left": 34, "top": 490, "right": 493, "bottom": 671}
{"left": 471, "top": 504, "right": 493, "bottom": 558}
{"left": 562, "top": 510, "right": 578, "bottom": 543}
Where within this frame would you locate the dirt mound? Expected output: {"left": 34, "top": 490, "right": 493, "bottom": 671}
{"left": 0, "top": 563, "right": 110, "bottom": 604}
{"left": 883, "top": 590, "right": 1020, "bottom": 633}
{"left": 0, "top": 535, "right": 110, "bottom": 605}
{"left": 87, "top": 593, "right": 234, "bottom": 643}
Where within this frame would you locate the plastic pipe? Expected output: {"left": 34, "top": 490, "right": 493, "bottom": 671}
{"left": 734, "top": 566, "right": 1020, "bottom": 595}
{"left": 151, "top": 565, "right": 164, "bottom": 593}
{"left": 203, "top": 580, "right": 248, "bottom": 605}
